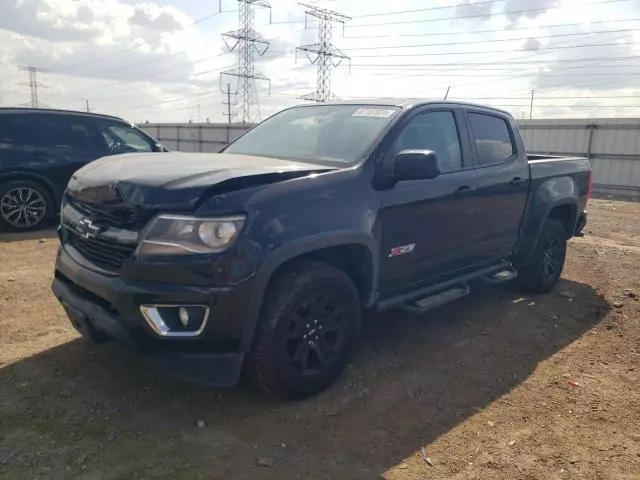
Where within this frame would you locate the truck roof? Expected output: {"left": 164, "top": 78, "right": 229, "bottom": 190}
{"left": 311, "top": 98, "right": 512, "bottom": 116}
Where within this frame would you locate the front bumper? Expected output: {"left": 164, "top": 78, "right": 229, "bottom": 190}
{"left": 51, "top": 246, "right": 250, "bottom": 387}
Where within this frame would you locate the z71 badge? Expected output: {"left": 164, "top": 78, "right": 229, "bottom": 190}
{"left": 388, "top": 244, "right": 415, "bottom": 258}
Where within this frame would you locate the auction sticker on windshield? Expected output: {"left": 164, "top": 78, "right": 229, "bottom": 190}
{"left": 352, "top": 108, "right": 397, "bottom": 118}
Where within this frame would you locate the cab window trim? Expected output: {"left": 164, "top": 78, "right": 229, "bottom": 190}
{"left": 464, "top": 109, "right": 519, "bottom": 169}
{"left": 381, "top": 107, "right": 473, "bottom": 176}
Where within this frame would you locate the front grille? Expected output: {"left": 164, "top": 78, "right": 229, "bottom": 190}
{"left": 68, "top": 197, "right": 143, "bottom": 229}
{"left": 68, "top": 230, "right": 136, "bottom": 270}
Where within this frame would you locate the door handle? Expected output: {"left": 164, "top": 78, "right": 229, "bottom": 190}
{"left": 454, "top": 185, "right": 475, "bottom": 195}
{"left": 510, "top": 176, "right": 526, "bottom": 186}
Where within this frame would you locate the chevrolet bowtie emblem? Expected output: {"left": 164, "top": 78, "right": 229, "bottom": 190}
{"left": 77, "top": 217, "right": 101, "bottom": 239}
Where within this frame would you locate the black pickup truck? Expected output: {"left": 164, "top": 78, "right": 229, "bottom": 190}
{"left": 51, "top": 100, "right": 591, "bottom": 398}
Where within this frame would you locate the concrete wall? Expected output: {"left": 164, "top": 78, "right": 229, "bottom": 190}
{"left": 141, "top": 119, "right": 640, "bottom": 197}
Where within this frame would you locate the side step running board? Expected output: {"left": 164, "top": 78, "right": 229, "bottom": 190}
{"left": 399, "top": 284, "right": 470, "bottom": 315}
{"left": 482, "top": 268, "right": 518, "bottom": 284}
{"left": 377, "top": 261, "right": 513, "bottom": 314}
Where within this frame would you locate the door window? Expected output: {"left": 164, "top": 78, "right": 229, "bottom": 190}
{"left": 12, "top": 114, "right": 95, "bottom": 150}
{"left": 95, "top": 119, "right": 154, "bottom": 154}
{"left": 390, "top": 111, "right": 462, "bottom": 173}
{"left": 0, "top": 116, "right": 20, "bottom": 150}
{"left": 468, "top": 113, "right": 515, "bottom": 165}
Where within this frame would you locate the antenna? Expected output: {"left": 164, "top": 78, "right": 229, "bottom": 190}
{"left": 296, "top": 3, "right": 350, "bottom": 103}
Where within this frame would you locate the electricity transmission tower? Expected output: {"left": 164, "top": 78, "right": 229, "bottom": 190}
{"left": 296, "top": 3, "right": 350, "bottom": 103}
{"left": 18, "top": 66, "right": 48, "bottom": 108}
{"left": 221, "top": 0, "right": 271, "bottom": 124}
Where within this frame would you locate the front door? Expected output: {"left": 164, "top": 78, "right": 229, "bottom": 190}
{"left": 378, "top": 108, "right": 479, "bottom": 295}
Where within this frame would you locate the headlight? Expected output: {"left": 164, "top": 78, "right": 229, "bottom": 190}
{"left": 137, "top": 214, "right": 245, "bottom": 258}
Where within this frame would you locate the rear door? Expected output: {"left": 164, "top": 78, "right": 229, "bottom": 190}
{"left": 0, "top": 114, "right": 25, "bottom": 174}
{"left": 16, "top": 112, "right": 104, "bottom": 199}
{"left": 378, "top": 107, "right": 479, "bottom": 293}
{"left": 463, "top": 110, "right": 530, "bottom": 262}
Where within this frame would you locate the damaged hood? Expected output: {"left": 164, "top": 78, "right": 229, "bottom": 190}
{"left": 67, "top": 151, "right": 333, "bottom": 208}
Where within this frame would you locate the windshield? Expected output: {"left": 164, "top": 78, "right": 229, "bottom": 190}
{"left": 224, "top": 104, "right": 400, "bottom": 166}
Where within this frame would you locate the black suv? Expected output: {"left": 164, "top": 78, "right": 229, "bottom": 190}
{"left": 0, "top": 108, "right": 165, "bottom": 231}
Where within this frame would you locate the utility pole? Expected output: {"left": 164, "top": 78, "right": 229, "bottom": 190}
{"left": 85, "top": 99, "right": 91, "bottom": 112}
{"left": 221, "top": 0, "right": 271, "bottom": 124}
{"left": 529, "top": 89, "right": 535, "bottom": 119}
{"left": 222, "top": 82, "right": 236, "bottom": 124}
{"left": 296, "top": 3, "right": 350, "bottom": 103}
{"left": 18, "top": 66, "right": 47, "bottom": 108}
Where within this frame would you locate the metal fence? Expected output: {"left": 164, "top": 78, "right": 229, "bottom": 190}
{"left": 518, "top": 118, "right": 640, "bottom": 197}
{"left": 140, "top": 123, "right": 251, "bottom": 153}
{"left": 140, "top": 119, "right": 640, "bottom": 197}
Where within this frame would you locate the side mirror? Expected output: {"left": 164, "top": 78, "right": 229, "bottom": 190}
{"left": 393, "top": 149, "right": 441, "bottom": 181}
{"left": 153, "top": 143, "right": 166, "bottom": 152}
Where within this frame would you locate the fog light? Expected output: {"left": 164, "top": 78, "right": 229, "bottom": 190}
{"left": 178, "top": 307, "right": 189, "bottom": 327}
{"left": 140, "top": 304, "right": 210, "bottom": 337}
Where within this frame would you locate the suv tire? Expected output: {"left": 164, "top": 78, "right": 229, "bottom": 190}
{"left": 516, "top": 218, "right": 568, "bottom": 293}
{"left": 248, "top": 260, "right": 361, "bottom": 399}
{"left": 0, "top": 180, "right": 53, "bottom": 232}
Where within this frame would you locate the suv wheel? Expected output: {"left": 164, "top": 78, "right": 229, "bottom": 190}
{"left": 248, "top": 260, "right": 361, "bottom": 399}
{"left": 0, "top": 180, "right": 52, "bottom": 232}
{"left": 516, "top": 218, "right": 568, "bottom": 293}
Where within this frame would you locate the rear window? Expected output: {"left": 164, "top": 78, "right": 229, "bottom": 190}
{"left": 0, "top": 115, "right": 20, "bottom": 149}
{"left": 12, "top": 113, "right": 96, "bottom": 150}
{"left": 468, "top": 113, "right": 515, "bottom": 166}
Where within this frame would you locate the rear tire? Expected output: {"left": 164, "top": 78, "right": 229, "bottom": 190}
{"left": 515, "top": 218, "right": 567, "bottom": 293}
{"left": 0, "top": 180, "right": 53, "bottom": 232}
{"left": 247, "top": 260, "right": 361, "bottom": 399}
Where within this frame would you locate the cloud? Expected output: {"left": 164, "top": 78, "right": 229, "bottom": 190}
{"left": 523, "top": 38, "right": 542, "bottom": 51}
{"left": 129, "top": 3, "right": 189, "bottom": 33}
{"left": 531, "top": 29, "right": 637, "bottom": 92}
{"left": 0, "top": 0, "right": 100, "bottom": 42}
{"left": 503, "top": 0, "right": 560, "bottom": 26}
{"left": 455, "top": 0, "right": 495, "bottom": 20}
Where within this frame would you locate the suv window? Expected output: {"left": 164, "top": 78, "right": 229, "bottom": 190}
{"left": 95, "top": 119, "right": 154, "bottom": 154}
{"left": 468, "top": 113, "right": 515, "bottom": 165}
{"left": 0, "top": 115, "right": 20, "bottom": 149}
{"left": 14, "top": 113, "right": 96, "bottom": 150}
{"left": 391, "top": 110, "right": 462, "bottom": 173}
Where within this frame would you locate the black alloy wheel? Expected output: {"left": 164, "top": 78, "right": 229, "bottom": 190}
{"left": 284, "top": 288, "right": 350, "bottom": 377}
{"left": 516, "top": 217, "right": 567, "bottom": 293}
{"left": 248, "top": 260, "right": 361, "bottom": 399}
{"left": 0, "top": 181, "right": 52, "bottom": 231}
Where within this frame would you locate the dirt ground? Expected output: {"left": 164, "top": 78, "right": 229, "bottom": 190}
{"left": 0, "top": 197, "right": 638, "bottom": 480}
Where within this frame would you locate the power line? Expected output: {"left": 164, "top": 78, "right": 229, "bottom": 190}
{"left": 344, "top": 40, "right": 633, "bottom": 58}
{"left": 344, "top": 17, "right": 640, "bottom": 39}
{"left": 343, "top": 28, "right": 639, "bottom": 51}
{"left": 345, "top": 0, "right": 632, "bottom": 29}
{"left": 221, "top": 0, "right": 272, "bottom": 123}
{"left": 296, "top": 2, "right": 350, "bottom": 102}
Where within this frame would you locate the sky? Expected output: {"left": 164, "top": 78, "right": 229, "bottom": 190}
{"left": 1, "top": 0, "right": 640, "bottom": 124}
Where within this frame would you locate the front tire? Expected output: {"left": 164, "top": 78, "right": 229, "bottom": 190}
{"left": 248, "top": 260, "right": 361, "bottom": 399}
{"left": 0, "top": 180, "right": 53, "bottom": 232}
{"left": 516, "top": 218, "right": 568, "bottom": 293}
